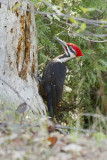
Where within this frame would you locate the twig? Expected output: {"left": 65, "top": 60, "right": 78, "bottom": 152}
{"left": 56, "top": 128, "right": 68, "bottom": 135}
{"left": 37, "top": 46, "right": 44, "bottom": 51}
{"left": 83, "top": 31, "right": 107, "bottom": 37}
{"left": 55, "top": 124, "right": 96, "bottom": 133}
{"left": 82, "top": 113, "right": 107, "bottom": 120}
{"left": 72, "top": 33, "right": 107, "bottom": 43}
{"left": 37, "top": 1, "right": 43, "bottom": 11}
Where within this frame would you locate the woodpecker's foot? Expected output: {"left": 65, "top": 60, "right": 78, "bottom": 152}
{"left": 31, "top": 73, "right": 41, "bottom": 84}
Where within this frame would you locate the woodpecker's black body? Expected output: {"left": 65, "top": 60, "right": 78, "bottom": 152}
{"left": 40, "top": 37, "right": 83, "bottom": 118}
{"left": 42, "top": 59, "right": 66, "bottom": 117}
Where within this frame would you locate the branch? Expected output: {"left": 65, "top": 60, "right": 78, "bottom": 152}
{"left": 82, "top": 113, "right": 107, "bottom": 120}
{"left": 72, "top": 33, "right": 107, "bottom": 43}
{"left": 83, "top": 31, "right": 107, "bottom": 37}
{"left": 55, "top": 124, "right": 96, "bottom": 133}
{"left": 42, "top": 0, "right": 107, "bottom": 25}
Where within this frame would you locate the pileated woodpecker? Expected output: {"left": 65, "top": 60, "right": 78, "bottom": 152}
{"left": 41, "top": 37, "right": 83, "bottom": 117}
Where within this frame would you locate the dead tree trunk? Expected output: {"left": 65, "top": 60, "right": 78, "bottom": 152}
{"left": 0, "top": 0, "right": 46, "bottom": 116}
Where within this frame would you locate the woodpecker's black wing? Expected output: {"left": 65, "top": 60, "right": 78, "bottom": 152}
{"left": 41, "top": 60, "right": 66, "bottom": 117}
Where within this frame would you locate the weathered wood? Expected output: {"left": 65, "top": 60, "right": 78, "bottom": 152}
{"left": 0, "top": 0, "right": 46, "bottom": 116}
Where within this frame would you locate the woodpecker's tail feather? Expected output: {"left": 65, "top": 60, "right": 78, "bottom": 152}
{"left": 52, "top": 85, "right": 56, "bottom": 116}
{"left": 47, "top": 91, "right": 53, "bottom": 117}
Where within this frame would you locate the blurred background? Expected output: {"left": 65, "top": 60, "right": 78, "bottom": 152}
{"left": 32, "top": 0, "right": 107, "bottom": 129}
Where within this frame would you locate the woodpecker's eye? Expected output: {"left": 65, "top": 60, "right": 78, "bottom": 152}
{"left": 68, "top": 46, "right": 76, "bottom": 55}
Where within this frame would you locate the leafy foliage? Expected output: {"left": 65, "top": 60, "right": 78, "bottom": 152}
{"left": 30, "top": 0, "right": 107, "bottom": 125}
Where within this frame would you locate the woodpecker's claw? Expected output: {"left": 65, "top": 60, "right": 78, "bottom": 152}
{"left": 31, "top": 73, "right": 41, "bottom": 84}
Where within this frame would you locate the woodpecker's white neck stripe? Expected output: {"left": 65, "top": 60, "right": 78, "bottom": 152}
{"left": 59, "top": 54, "right": 76, "bottom": 62}
{"left": 54, "top": 52, "right": 76, "bottom": 63}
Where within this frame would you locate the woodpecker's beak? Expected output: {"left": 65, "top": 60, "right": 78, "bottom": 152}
{"left": 54, "top": 37, "right": 67, "bottom": 48}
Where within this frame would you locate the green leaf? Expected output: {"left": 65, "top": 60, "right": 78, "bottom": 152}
{"left": 70, "top": 17, "right": 78, "bottom": 24}
{"left": 87, "top": 8, "right": 95, "bottom": 12}
{"left": 94, "top": 132, "right": 107, "bottom": 142}
{"left": 80, "top": 7, "right": 88, "bottom": 14}
{"left": 64, "top": 86, "right": 72, "bottom": 92}
{"left": 80, "top": 7, "right": 95, "bottom": 14}
{"left": 80, "top": 23, "right": 86, "bottom": 30}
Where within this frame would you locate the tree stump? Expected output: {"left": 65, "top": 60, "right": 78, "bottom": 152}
{"left": 0, "top": 0, "right": 46, "bottom": 116}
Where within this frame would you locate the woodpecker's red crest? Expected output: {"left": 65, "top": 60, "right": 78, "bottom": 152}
{"left": 67, "top": 43, "right": 83, "bottom": 57}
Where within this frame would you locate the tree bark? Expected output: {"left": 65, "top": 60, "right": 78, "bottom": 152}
{"left": 0, "top": 0, "right": 46, "bottom": 116}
